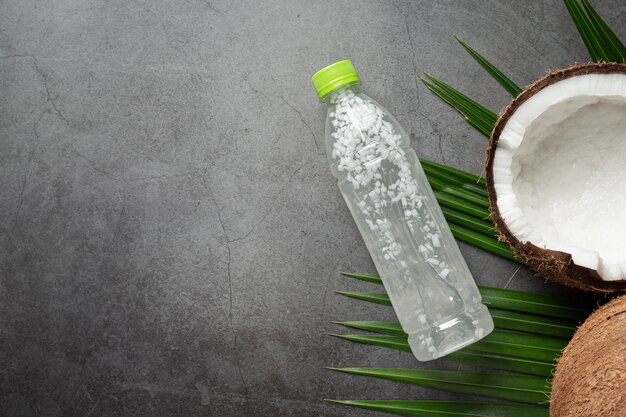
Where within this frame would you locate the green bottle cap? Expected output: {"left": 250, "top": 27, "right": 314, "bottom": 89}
{"left": 311, "top": 60, "right": 360, "bottom": 99}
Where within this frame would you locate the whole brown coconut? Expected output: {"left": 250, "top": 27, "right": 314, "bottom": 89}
{"left": 486, "top": 63, "right": 626, "bottom": 292}
{"left": 551, "top": 295, "right": 626, "bottom": 416}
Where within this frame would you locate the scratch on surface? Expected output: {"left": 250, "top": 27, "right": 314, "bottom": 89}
{"left": 2, "top": 53, "right": 77, "bottom": 130}
{"left": 228, "top": 159, "right": 309, "bottom": 244}
{"left": 130, "top": 172, "right": 188, "bottom": 181}
{"left": 70, "top": 389, "right": 86, "bottom": 417}
{"left": 198, "top": 154, "right": 309, "bottom": 413}
{"left": 75, "top": 152, "right": 123, "bottom": 183}
{"left": 204, "top": 1, "right": 223, "bottom": 15}
{"left": 82, "top": 385, "right": 94, "bottom": 403}
{"left": 74, "top": 151, "right": 188, "bottom": 183}
{"left": 392, "top": 1, "right": 444, "bottom": 162}
{"left": 503, "top": 265, "right": 522, "bottom": 289}
{"left": 14, "top": 111, "right": 45, "bottom": 220}
{"left": 114, "top": 190, "right": 127, "bottom": 238}
{"left": 242, "top": 75, "right": 272, "bottom": 103}
{"left": 0, "top": 54, "right": 33, "bottom": 60}
{"left": 279, "top": 96, "right": 323, "bottom": 155}
{"left": 194, "top": 382, "right": 211, "bottom": 406}
{"left": 85, "top": 393, "right": 102, "bottom": 417}
{"left": 31, "top": 57, "right": 72, "bottom": 126}
{"left": 199, "top": 174, "right": 250, "bottom": 415}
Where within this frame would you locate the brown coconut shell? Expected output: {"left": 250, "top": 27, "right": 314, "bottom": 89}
{"left": 486, "top": 63, "right": 626, "bottom": 292}
{"left": 551, "top": 295, "right": 626, "bottom": 416}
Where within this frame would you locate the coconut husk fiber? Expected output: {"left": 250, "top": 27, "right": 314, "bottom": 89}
{"left": 551, "top": 295, "right": 626, "bottom": 416}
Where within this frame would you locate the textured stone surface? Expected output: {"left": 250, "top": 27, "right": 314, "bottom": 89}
{"left": 0, "top": 0, "right": 622, "bottom": 416}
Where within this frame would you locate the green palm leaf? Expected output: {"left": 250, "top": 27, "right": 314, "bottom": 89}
{"left": 564, "top": 0, "right": 603, "bottom": 61}
{"left": 420, "top": 159, "right": 514, "bottom": 259}
{"left": 448, "top": 350, "right": 555, "bottom": 378}
{"left": 331, "top": 334, "right": 412, "bottom": 352}
{"left": 325, "top": 400, "right": 550, "bottom": 417}
{"left": 564, "top": 0, "right": 626, "bottom": 63}
{"left": 335, "top": 292, "right": 577, "bottom": 337}
{"left": 449, "top": 224, "right": 519, "bottom": 262}
{"left": 339, "top": 272, "right": 593, "bottom": 320}
{"left": 335, "top": 290, "right": 391, "bottom": 306}
{"left": 580, "top": 0, "right": 626, "bottom": 62}
{"left": 330, "top": 334, "right": 555, "bottom": 377}
{"left": 478, "top": 286, "right": 592, "bottom": 321}
{"left": 340, "top": 271, "right": 384, "bottom": 284}
{"left": 442, "top": 207, "right": 498, "bottom": 237}
{"left": 420, "top": 159, "right": 487, "bottom": 188}
{"left": 329, "top": 368, "right": 550, "bottom": 404}
{"left": 334, "top": 322, "right": 567, "bottom": 363}
{"left": 429, "top": 177, "right": 490, "bottom": 208}
{"left": 423, "top": 165, "right": 489, "bottom": 198}
{"left": 467, "top": 331, "right": 566, "bottom": 362}
{"left": 455, "top": 37, "right": 523, "bottom": 97}
{"left": 460, "top": 182, "right": 489, "bottom": 198}
{"left": 333, "top": 320, "right": 405, "bottom": 336}
{"left": 333, "top": 321, "right": 565, "bottom": 363}
{"left": 421, "top": 74, "right": 497, "bottom": 137}
{"left": 489, "top": 309, "right": 576, "bottom": 339}
{"left": 435, "top": 192, "right": 490, "bottom": 219}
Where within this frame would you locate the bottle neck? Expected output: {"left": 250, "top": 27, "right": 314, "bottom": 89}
{"left": 321, "top": 82, "right": 362, "bottom": 105}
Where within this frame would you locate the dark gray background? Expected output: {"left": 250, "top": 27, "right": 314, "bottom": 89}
{"left": 0, "top": 0, "right": 622, "bottom": 416}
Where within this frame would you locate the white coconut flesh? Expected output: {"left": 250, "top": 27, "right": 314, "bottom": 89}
{"left": 492, "top": 72, "right": 626, "bottom": 281}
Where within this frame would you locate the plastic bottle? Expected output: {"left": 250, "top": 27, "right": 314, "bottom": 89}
{"left": 312, "top": 60, "right": 493, "bottom": 361}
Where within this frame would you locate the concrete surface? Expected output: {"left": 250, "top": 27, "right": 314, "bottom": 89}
{"left": 0, "top": 0, "right": 622, "bottom": 416}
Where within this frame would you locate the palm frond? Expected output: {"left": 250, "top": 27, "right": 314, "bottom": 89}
{"left": 330, "top": 368, "right": 550, "bottom": 404}
{"left": 580, "top": 0, "right": 626, "bottom": 62}
{"left": 419, "top": 160, "right": 520, "bottom": 261}
{"left": 564, "top": 0, "right": 626, "bottom": 63}
{"left": 479, "top": 285, "right": 592, "bottom": 321}
{"left": 449, "top": 224, "right": 519, "bottom": 262}
{"left": 489, "top": 309, "right": 576, "bottom": 339}
{"left": 421, "top": 74, "right": 497, "bottom": 137}
{"left": 330, "top": 334, "right": 556, "bottom": 377}
{"left": 429, "top": 177, "right": 490, "bottom": 208}
{"left": 330, "top": 333, "right": 556, "bottom": 377}
{"left": 435, "top": 192, "right": 490, "bottom": 219}
{"left": 326, "top": 400, "right": 550, "bottom": 417}
{"left": 441, "top": 207, "right": 497, "bottom": 237}
{"left": 339, "top": 271, "right": 384, "bottom": 284}
{"left": 339, "top": 272, "right": 593, "bottom": 320}
{"left": 331, "top": 333, "right": 411, "bottom": 352}
{"left": 335, "top": 290, "right": 390, "bottom": 306}
{"left": 455, "top": 37, "right": 523, "bottom": 96}
{"left": 448, "top": 350, "right": 555, "bottom": 378}
{"left": 467, "top": 331, "right": 566, "bottom": 362}
{"left": 420, "top": 159, "right": 487, "bottom": 188}
{"left": 334, "top": 322, "right": 566, "bottom": 363}
{"left": 333, "top": 320, "right": 405, "bottom": 336}
{"left": 335, "top": 292, "right": 577, "bottom": 337}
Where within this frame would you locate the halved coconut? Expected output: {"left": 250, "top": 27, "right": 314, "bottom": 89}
{"left": 486, "top": 63, "right": 626, "bottom": 292}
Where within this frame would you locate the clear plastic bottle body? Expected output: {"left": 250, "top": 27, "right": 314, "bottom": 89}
{"left": 323, "top": 84, "right": 493, "bottom": 361}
